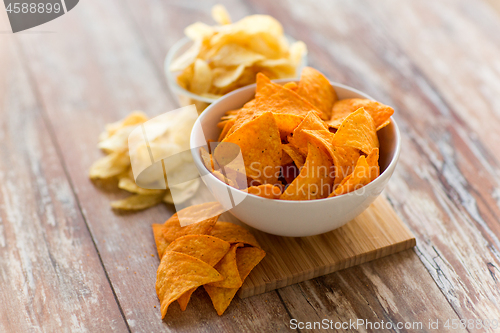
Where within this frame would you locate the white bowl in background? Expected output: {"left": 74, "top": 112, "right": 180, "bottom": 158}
{"left": 190, "top": 79, "right": 401, "bottom": 237}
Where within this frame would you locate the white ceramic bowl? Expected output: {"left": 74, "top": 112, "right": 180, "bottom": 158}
{"left": 190, "top": 79, "right": 401, "bottom": 237}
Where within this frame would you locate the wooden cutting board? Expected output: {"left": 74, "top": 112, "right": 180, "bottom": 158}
{"left": 222, "top": 196, "right": 416, "bottom": 298}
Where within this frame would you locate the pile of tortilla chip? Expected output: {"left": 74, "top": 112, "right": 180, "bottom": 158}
{"left": 153, "top": 202, "right": 265, "bottom": 317}
{"left": 89, "top": 112, "right": 199, "bottom": 210}
{"left": 203, "top": 67, "right": 394, "bottom": 200}
{"left": 170, "top": 4, "right": 307, "bottom": 100}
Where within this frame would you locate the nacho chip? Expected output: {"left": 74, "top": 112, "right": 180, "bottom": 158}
{"left": 204, "top": 246, "right": 266, "bottom": 315}
{"left": 200, "top": 147, "right": 213, "bottom": 172}
{"left": 288, "top": 111, "right": 328, "bottom": 155}
{"left": 207, "top": 243, "right": 244, "bottom": 288}
{"left": 328, "top": 98, "right": 394, "bottom": 130}
{"left": 332, "top": 107, "right": 379, "bottom": 155}
{"left": 283, "top": 81, "right": 298, "bottom": 91}
{"left": 281, "top": 144, "right": 305, "bottom": 168}
{"left": 246, "top": 184, "right": 282, "bottom": 199}
{"left": 152, "top": 202, "right": 222, "bottom": 258}
{"left": 166, "top": 234, "right": 231, "bottom": 311}
{"left": 301, "top": 130, "right": 360, "bottom": 185}
{"left": 280, "top": 147, "right": 294, "bottom": 166}
{"left": 156, "top": 251, "right": 223, "bottom": 318}
{"left": 218, "top": 117, "right": 236, "bottom": 142}
{"left": 210, "top": 221, "right": 260, "bottom": 248}
{"left": 110, "top": 193, "right": 164, "bottom": 210}
{"left": 297, "top": 67, "right": 337, "bottom": 120}
{"left": 219, "top": 112, "right": 281, "bottom": 185}
{"left": 331, "top": 149, "right": 379, "bottom": 196}
{"left": 280, "top": 142, "right": 333, "bottom": 200}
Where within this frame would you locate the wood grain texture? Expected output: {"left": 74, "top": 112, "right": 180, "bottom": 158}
{"left": 0, "top": 24, "right": 128, "bottom": 333}
{"left": 239, "top": 197, "right": 416, "bottom": 298}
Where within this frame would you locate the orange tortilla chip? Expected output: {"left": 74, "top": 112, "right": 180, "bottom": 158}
{"left": 301, "top": 129, "right": 360, "bottom": 185}
{"left": 331, "top": 151, "right": 378, "bottom": 196}
{"left": 280, "top": 142, "right": 333, "bottom": 200}
{"left": 210, "top": 221, "right": 260, "bottom": 248}
{"left": 366, "top": 148, "right": 380, "bottom": 181}
{"left": 152, "top": 202, "right": 222, "bottom": 258}
{"left": 224, "top": 99, "right": 257, "bottom": 139}
{"left": 283, "top": 81, "right": 298, "bottom": 91}
{"left": 288, "top": 111, "right": 328, "bottom": 155}
{"left": 200, "top": 147, "right": 213, "bottom": 172}
{"left": 218, "top": 117, "right": 236, "bottom": 141}
{"left": 280, "top": 147, "right": 294, "bottom": 165}
{"left": 156, "top": 251, "right": 223, "bottom": 318}
{"left": 332, "top": 107, "right": 378, "bottom": 155}
{"left": 281, "top": 144, "right": 305, "bottom": 168}
{"left": 245, "top": 184, "right": 282, "bottom": 199}
{"left": 255, "top": 73, "right": 320, "bottom": 119}
{"left": 328, "top": 98, "right": 394, "bottom": 131}
{"left": 297, "top": 67, "right": 337, "bottom": 120}
{"left": 204, "top": 246, "right": 266, "bottom": 316}
{"left": 166, "top": 235, "right": 230, "bottom": 311}
{"left": 219, "top": 112, "right": 281, "bottom": 185}
{"left": 207, "top": 243, "right": 243, "bottom": 288}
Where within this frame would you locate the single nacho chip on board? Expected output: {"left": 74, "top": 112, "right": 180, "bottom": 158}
{"left": 210, "top": 221, "right": 260, "bottom": 248}
{"left": 156, "top": 251, "right": 223, "bottom": 318}
{"left": 280, "top": 142, "right": 333, "bottom": 200}
{"left": 207, "top": 243, "right": 244, "bottom": 289}
{"left": 204, "top": 246, "right": 266, "bottom": 315}
{"left": 297, "top": 67, "right": 337, "bottom": 120}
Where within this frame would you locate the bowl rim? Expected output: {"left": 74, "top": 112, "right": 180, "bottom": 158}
{"left": 165, "top": 36, "right": 308, "bottom": 104}
{"left": 190, "top": 79, "right": 401, "bottom": 204}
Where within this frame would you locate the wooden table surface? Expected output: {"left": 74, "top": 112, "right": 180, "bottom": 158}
{"left": 1, "top": 0, "right": 500, "bottom": 332}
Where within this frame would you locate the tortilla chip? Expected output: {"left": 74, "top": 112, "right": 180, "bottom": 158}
{"left": 283, "top": 81, "right": 298, "bottom": 91}
{"left": 207, "top": 243, "right": 244, "bottom": 288}
{"left": 110, "top": 193, "right": 164, "bottom": 210}
{"left": 332, "top": 107, "right": 379, "bottom": 155}
{"left": 204, "top": 246, "right": 266, "bottom": 315}
{"left": 218, "top": 117, "right": 236, "bottom": 141}
{"left": 301, "top": 129, "right": 360, "bottom": 185}
{"left": 255, "top": 73, "right": 320, "bottom": 119}
{"left": 224, "top": 99, "right": 258, "bottom": 138}
{"left": 156, "top": 251, "right": 223, "bottom": 318}
{"left": 166, "top": 235, "right": 231, "bottom": 311}
{"left": 218, "top": 112, "right": 281, "bottom": 185}
{"left": 210, "top": 221, "right": 260, "bottom": 248}
{"left": 152, "top": 202, "right": 222, "bottom": 258}
{"left": 331, "top": 149, "right": 379, "bottom": 196}
{"left": 280, "top": 147, "right": 294, "bottom": 165}
{"left": 281, "top": 144, "right": 305, "bottom": 168}
{"left": 297, "top": 67, "right": 337, "bottom": 120}
{"left": 328, "top": 98, "right": 394, "bottom": 130}
{"left": 288, "top": 111, "right": 328, "bottom": 155}
{"left": 200, "top": 147, "right": 214, "bottom": 172}
{"left": 245, "top": 184, "right": 282, "bottom": 199}
{"left": 280, "top": 142, "right": 333, "bottom": 200}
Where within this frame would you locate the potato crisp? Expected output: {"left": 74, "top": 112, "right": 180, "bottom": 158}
{"left": 203, "top": 67, "right": 392, "bottom": 198}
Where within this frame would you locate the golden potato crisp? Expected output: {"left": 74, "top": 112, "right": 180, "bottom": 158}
{"left": 89, "top": 151, "right": 130, "bottom": 179}
{"left": 280, "top": 142, "right": 333, "bottom": 200}
{"left": 207, "top": 243, "right": 244, "bottom": 289}
{"left": 210, "top": 222, "right": 260, "bottom": 248}
{"left": 204, "top": 246, "right": 266, "bottom": 315}
{"left": 219, "top": 112, "right": 281, "bottom": 185}
{"left": 288, "top": 111, "right": 328, "bottom": 155}
{"left": 302, "top": 129, "right": 360, "bottom": 185}
{"left": 200, "top": 147, "right": 213, "bottom": 172}
{"left": 328, "top": 98, "right": 394, "bottom": 130}
{"left": 110, "top": 193, "right": 164, "bottom": 211}
{"left": 332, "top": 107, "right": 379, "bottom": 155}
{"left": 297, "top": 67, "right": 337, "bottom": 120}
{"left": 156, "top": 251, "right": 223, "bottom": 318}
{"left": 246, "top": 184, "right": 282, "bottom": 199}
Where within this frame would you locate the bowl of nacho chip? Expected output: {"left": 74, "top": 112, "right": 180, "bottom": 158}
{"left": 191, "top": 67, "right": 401, "bottom": 237}
{"left": 165, "top": 5, "right": 307, "bottom": 112}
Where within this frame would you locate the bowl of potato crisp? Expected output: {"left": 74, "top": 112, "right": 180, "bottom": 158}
{"left": 165, "top": 5, "right": 307, "bottom": 112}
{"left": 191, "top": 67, "right": 401, "bottom": 237}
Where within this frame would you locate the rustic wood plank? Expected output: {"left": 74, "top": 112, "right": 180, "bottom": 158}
{"left": 238, "top": 197, "right": 416, "bottom": 298}
{"left": 0, "top": 22, "right": 128, "bottom": 333}
{"left": 247, "top": 0, "right": 500, "bottom": 325}
{"left": 14, "top": 0, "right": 295, "bottom": 331}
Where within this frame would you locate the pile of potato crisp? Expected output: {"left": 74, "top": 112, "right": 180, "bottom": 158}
{"left": 170, "top": 5, "right": 307, "bottom": 99}
{"left": 202, "top": 67, "right": 394, "bottom": 199}
{"left": 152, "top": 202, "right": 265, "bottom": 317}
{"left": 89, "top": 111, "right": 199, "bottom": 210}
